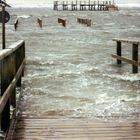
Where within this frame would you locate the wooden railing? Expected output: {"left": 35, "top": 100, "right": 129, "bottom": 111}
{"left": 111, "top": 38, "right": 140, "bottom": 73}
{"left": 0, "top": 40, "right": 25, "bottom": 135}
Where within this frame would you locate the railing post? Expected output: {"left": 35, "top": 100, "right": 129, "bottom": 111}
{"left": 1, "top": 59, "right": 10, "bottom": 132}
{"left": 10, "top": 54, "right": 16, "bottom": 108}
{"left": 132, "top": 43, "right": 138, "bottom": 73}
{"left": 116, "top": 41, "right": 122, "bottom": 64}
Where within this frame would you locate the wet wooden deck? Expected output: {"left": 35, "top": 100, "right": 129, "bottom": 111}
{"left": 7, "top": 117, "right": 140, "bottom": 140}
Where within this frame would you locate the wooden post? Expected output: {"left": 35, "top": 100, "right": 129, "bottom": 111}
{"left": 1, "top": 59, "right": 10, "bottom": 132}
{"left": 14, "top": 18, "right": 19, "bottom": 31}
{"left": 117, "top": 41, "right": 122, "bottom": 64}
{"left": 37, "top": 18, "right": 43, "bottom": 28}
{"left": 10, "top": 54, "right": 16, "bottom": 108}
{"left": 2, "top": 5, "right": 6, "bottom": 49}
{"left": 132, "top": 44, "right": 138, "bottom": 73}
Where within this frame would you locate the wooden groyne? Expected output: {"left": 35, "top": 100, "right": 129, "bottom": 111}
{"left": 77, "top": 18, "right": 91, "bottom": 26}
{"left": 37, "top": 18, "right": 43, "bottom": 28}
{"left": 58, "top": 18, "right": 66, "bottom": 27}
{"left": 112, "top": 38, "right": 140, "bottom": 73}
{"left": 53, "top": 1, "right": 118, "bottom": 11}
{"left": 14, "top": 18, "right": 19, "bottom": 31}
{"left": 0, "top": 40, "right": 25, "bottom": 136}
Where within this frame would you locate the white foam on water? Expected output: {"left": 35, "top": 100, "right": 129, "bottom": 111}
{"left": 103, "top": 73, "right": 140, "bottom": 82}
{"left": 17, "top": 15, "right": 31, "bottom": 18}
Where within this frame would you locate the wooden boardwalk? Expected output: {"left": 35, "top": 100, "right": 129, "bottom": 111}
{"left": 7, "top": 117, "right": 140, "bottom": 140}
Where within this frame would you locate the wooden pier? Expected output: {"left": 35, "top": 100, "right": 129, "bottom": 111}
{"left": 112, "top": 38, "right": 140, "bottom": 73}
{"left": 6, "top": 116, "right": 140, "bottom": 140}
{"left": 53, "top": 1, "right": 118, "bottom": 11}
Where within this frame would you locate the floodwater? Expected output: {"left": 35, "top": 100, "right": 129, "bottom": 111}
{"left": 1, "top": 8, "right": 140, "bottom": 120}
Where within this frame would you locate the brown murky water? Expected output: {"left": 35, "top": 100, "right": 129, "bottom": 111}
{"left": 1, "top": 8, "right": 140, "bottom": 120}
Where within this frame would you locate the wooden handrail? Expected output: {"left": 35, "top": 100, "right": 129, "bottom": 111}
{"left": 0, "top": 40, "right": 24, "bottom": 60}
{"left": 113, "top": 38, "right": 140, "bottom": 45}
{"left": 0, "top": 59, "right": 25, "bottom": 114}
{"left": 0, "top": 40, "right": 25, "bottom": 132}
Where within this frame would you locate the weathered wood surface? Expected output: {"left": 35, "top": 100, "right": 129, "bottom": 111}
{"left": 0, "top": 59, "right": 25, "bottom": 113}
{"left": 8, "top": 117, "right": 140, "bottom": 140}
{"left": 111, "top": 54, "right": 140, "bottom": 67}
{"left": 14, "top": 18, "right": 19, "bottom": 31}
{"left": 37, "top": 18, "right": 43, "bottom": 28}
{"left": 58, "top": 18, "right": 66, "bottom": 27}
{"left": 113, "top": 38, "right": 140, "bottom": 45}
{"left": 0, "top": 40, "right": 25, "bottom": 132}
{"left": 77, "top": 18, "right": 91, "bottom": 27}
{"left": 112, "top": 38, "right": 140, "bottom": 73}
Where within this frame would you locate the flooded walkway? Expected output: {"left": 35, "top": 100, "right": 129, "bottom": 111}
{"left": 3, "top": 8, "right": 140, "bottom": 139}
{"left": 8, "top": 117, "right": 140, "bottom": 140}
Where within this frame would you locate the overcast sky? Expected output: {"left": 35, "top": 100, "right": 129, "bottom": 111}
{"left": 6, "top": 0, "right": 140, "bottom": 7}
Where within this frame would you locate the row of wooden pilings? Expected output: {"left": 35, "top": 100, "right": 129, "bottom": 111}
{"left": 13, "top": 17, "right": 92, "bottom": 30}
{"left": 53, "top": 1, "right": 118, "bottom": 11}
{"left": 0, "top": 40, "right": 25, "bottom": 138}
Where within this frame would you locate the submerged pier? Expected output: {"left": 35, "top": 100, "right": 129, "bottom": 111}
{"left": 53, "top": 0, "right": 118, "bottom": 11}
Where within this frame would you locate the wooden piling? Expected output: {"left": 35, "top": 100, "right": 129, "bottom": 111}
{"left": 132, "top": 44, "right": 138, "bottom": 73}
{"left": 77, "top": 18, "right": 91, "bottom": 27}
{"left": 58, "top": 18, "right": 66, "bottom": 27}
{"left": 14, "top": 18, "right": 19, "bottom": 31}
{"left": 117, "top": 41, "right": 122, "bottom": 65}
{"left": 37, "top": 18, "right": 43, "bottom": 28}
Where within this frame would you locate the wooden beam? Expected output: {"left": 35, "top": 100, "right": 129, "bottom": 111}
{"left": 111, "top": 54, "right": 140, "bottom": 67}
{"left": 113, "top": 38, "right": 140, "bottom": 45}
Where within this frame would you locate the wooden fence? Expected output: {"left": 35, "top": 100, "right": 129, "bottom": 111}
{"left": 0, "top": 40, "right": 25, "bottom": 135}
{"left": 112, "top": 38, "right": 140, "bottom": 73}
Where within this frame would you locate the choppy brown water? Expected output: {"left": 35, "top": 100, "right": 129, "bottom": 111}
{"left": 1, "top": 8, "right": 140, "bottom": 120}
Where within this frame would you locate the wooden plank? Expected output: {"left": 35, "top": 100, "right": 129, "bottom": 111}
{"left": 9, "top": 117, "right": 140, "bottom": 140}
{"left": 58, "top": 18, "right": 66, "bottom": 27}
{"left": 111, "top": 54, "right": 140, "bottom": 67}
{"left": 113, "top": 38, "right": 140, "bottom": 45}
